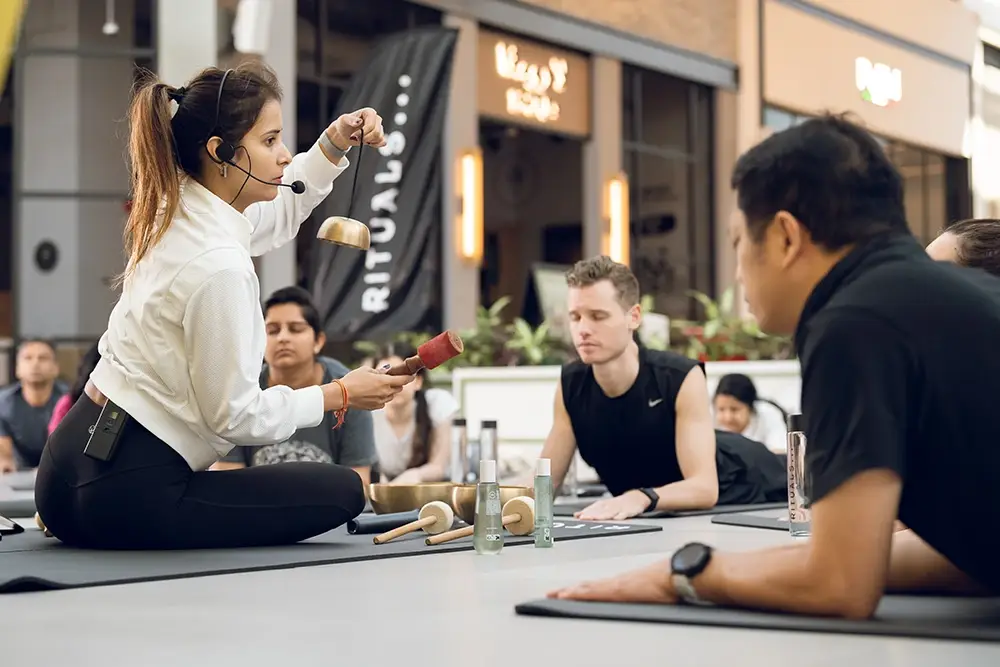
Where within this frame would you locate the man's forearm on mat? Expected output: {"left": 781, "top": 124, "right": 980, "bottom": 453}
{"left": 693, "top": 530, "right": 983, "bottom": 618}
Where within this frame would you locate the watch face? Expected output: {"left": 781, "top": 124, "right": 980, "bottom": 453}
{"left": 671, "top": 542, "right": 711, "bottom": 575}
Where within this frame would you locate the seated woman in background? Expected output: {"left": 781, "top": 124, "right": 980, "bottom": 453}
{"left": 371, "top": 343, "right": 459, "bottom": 484}
{"left": 47, "top": 342, "right": 102, "bottom": 435}
{"left": 712, "top": 373, "right": 788, "bottom": 453}
{"left": 925, "top": 218, "right": 1000, "bottom": 276}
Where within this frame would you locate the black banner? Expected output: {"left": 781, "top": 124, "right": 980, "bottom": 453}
{"left": 308, "top": 26, "right": 458, "bottom": 342}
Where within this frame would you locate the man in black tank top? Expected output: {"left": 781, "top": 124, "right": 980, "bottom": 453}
{"left": 549, "top": 115, "right": 1000, "bottom": 615}
{"left": 537, "top": 257, "right": 785, "bottom": 522}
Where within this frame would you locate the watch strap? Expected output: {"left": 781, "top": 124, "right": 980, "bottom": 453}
{"left": 638, "top": 487, "right": 659, "bottom": 512}
{"left": 671, "top": 574, "right": 712, "bottom": 606}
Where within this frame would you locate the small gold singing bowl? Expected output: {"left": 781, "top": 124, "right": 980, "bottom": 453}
{"left": 367, "top": 482, "right": 458, "bottom": 515}
{"left": 316, "top": 216, "right": 371, "bottom": 250}
{"left": 449, "top": 484, "right": 535, "bottom": 525}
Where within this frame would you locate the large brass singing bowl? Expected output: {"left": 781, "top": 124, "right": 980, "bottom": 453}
{"left": 367, "top": 482, "right": 458, "bottom": 515}
{"left": 316, "top": 215, "right": 371, "bottom": 250}
{"left": 450, "top": 484, "right": 534, "bottom": 525}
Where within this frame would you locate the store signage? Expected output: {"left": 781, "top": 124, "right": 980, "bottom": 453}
{"left": 493, "top": 41, "right": 568, "bottom": 123}
{"left": 855, "top": 56, "right": 902, "bottom": 107}
{"left": 477, "top": 30, "right": 590, "bottom": 137}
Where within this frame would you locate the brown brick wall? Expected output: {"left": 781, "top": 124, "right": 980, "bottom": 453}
{"left": 518, "top": 0, "right": 738, "bottom": 62}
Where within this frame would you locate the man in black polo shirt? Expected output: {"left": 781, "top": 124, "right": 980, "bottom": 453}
{"left": 550, "top": 113, "right": 999, "bottom": 615}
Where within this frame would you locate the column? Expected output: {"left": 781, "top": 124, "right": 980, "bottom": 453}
{"left": 582, "top": 56, "right": 622, "bottom": 259}
{"left": 441, "top": 14, "right": 479, "bottom": 331}
{"left": 714, "top": 0, "right": 762, "bottom": 308}
{"left": 256, "top": 0, "right": 298, "bottom": 298}
{"left": 157, "top": 0, "right": 217, "bottom": 87}
{"left": 15, "top": 0, "right": 139, "bottom": 338}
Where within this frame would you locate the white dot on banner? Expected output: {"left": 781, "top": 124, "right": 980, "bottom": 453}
{"left": 396, "top": 93, "right": 409, "bottom": 107}
{"left": 395, "top": 112, "right": 407, "bottom": 125}
{"left": 398, "top": 75, "right": 411, "bottom": 87}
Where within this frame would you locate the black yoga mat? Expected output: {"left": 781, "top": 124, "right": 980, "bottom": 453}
{"left": 0, "top": 519, "right": 661, "bottom": 594}
{"left": 515, "top": 595, "right": 1000, "bottom": 642}
{"left": 554, "top": 500, "right": 786, "bottom": 519}
{"left": 711, "top": 511, "right": 790, "bottom": 532}
{"left": 0, "top": 496, "right": 35, "bottom": 518}
{"left": 2, "top": 471, "right": 36, "bottom": 491}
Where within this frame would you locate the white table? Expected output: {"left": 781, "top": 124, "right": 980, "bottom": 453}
{"left": 1, "top": 515, "right": 996, "bottom": 666}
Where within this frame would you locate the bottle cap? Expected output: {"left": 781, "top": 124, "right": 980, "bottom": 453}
{"left": 536, "top": 458, "right": 550, "bottom": 476}
{"left": 481, "top": 419, "right": 497, "bottom": 429}
{"left": 480, "top": 459, "right": 497, "bottom": 483}
{"left": 452, "top": 417, "right": 466, "bottom": 426}
{"left": 786, "top": 413, "right": 804, "bottom": 432}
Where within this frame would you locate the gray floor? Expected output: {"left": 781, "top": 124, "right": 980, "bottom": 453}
{"left": 2, "top": 509, "right": 997, "bottom": 666}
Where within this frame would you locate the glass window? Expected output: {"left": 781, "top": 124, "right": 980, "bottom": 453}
{"left": 622, "top": 65, "right": 714, "bottom": 319}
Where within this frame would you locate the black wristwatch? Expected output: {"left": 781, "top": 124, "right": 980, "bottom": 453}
{"left": 670, "top": 542, "right": 714, "bottom": 605}
{"left": 637, "top": 487, "right": 659, "bottom": 512}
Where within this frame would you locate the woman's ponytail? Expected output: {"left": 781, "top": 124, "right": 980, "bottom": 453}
{"left": 115, "top": 72, "right": 182, "bottom": 287}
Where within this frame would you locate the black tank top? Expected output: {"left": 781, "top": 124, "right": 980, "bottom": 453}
{"left": 561, "top": 347, "right": 702, "bottom": 496}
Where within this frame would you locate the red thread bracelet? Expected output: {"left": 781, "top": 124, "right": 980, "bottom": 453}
{"left": 332, "top": 379, "right": 348, "bottom": 429}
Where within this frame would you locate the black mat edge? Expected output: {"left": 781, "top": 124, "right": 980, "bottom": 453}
{"left": 513, "top": 598, "right": 1000, "bottom": 643}
{"left": 0, "top": 498, "right": 36, "bottom": 517}
{"left": 554, "top": 501, "right": 786, "bottom": 519}
{"left": 711, "top": 512, "right": 789, "bottom": 532}
{"left": 0, "top": 522, "right": 663, "bottom": 594}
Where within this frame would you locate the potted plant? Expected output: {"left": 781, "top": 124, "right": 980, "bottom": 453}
{"left": 669, "top": 288, "right": 792, "bottom": 362}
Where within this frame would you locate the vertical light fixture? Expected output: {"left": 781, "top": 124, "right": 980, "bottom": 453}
{"left": 457, "top": 147, "right": 484, "bottom": 264}
{"left": 604, "top": 172, "right": 629, "bottom": 265}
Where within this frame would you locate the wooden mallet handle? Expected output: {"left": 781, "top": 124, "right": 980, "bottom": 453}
{"left": 425, "top": 513, "right": 522, "bottom": 546}
{"left": 372, "top": 500, "right": 454, "bottom": 544}
{"left": 373, "top": 515, "right": 436, "bottom": 544}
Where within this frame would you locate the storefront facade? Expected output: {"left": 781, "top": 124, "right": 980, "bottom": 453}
{"left": 713, "top": 0, "right": 979, "bottom": 302}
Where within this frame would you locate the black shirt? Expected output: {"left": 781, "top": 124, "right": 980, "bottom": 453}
{"left": 796, "top": 233, "right": 1000, "bottom": 593}
{"left": 561, "top": 347, "right": 785, "bottom": 502}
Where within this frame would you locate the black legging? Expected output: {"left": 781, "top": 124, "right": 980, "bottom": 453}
{"left": 34, "top": 394, "right": 367, "bottom": 550}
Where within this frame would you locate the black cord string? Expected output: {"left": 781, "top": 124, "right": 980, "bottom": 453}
{"left": 345, "top": 127, "right": 364, "bottom": 220}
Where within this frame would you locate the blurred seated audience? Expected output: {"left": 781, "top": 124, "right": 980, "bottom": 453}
{"left": 926, "top": 218, "right": 1000, "bottom": 276}
{"left": 371, "top": 343, "right": 458, "bottom": 484}
{"left": 712, "top": 373, "right": 788, "bottom": 453}
{"left": 211, "top": 287, "right": 378, "bottom": 482}
{"left": 49, "top": 341, "right": 102, "bottom": 435}
{"left": 0, "top": 339, "right": 66, "bottom": 472}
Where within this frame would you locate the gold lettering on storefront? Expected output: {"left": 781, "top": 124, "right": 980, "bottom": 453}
{"left": 494, "top": 41, "right": 568, "bottom": 123}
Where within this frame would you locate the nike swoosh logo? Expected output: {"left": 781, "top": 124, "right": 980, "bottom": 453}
{"left": 648, "top": 398, "right": 663, "bottom": 407}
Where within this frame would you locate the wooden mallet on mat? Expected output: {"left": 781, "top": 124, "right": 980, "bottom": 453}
{"left": 373, "top": 500, "right": 455, "bottom": 544}
{"left": 425, "top": 496, "right": 535, "bottom": 546}
{"left": 385, "top": 331, "right": 463, "bottom": 376}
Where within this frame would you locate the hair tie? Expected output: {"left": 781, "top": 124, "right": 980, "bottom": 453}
{"left": 167, "top": 86, "right": 187, "bottom": 103}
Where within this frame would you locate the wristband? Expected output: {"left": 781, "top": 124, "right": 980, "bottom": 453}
{"left": 332, "top": 379, "right": 349, "bottom": 429}
{"left": 319, "top": 130, "right": 350, "bottom": 162}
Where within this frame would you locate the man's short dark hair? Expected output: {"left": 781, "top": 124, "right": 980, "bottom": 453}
{"left": 730, "top": 113, "right": 908, "bottom": 250}
{"left": 17, "top": 338, "right": 56, "bottom": 356}
{"left": 263, "top": 286, "right": 322, "bottom": 338}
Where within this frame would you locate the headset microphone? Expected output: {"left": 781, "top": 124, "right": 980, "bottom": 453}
{"left": 222, "top": 157, "right": 305, "bottom": 194}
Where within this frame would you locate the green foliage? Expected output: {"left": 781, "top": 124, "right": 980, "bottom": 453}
{"left": 669, "top": 288, "right": 792, "bottom": 361}
{"left": 353, "top": 296, "right": 574, "bottom": 370}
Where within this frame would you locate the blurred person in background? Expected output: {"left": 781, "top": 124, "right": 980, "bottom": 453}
{"left": 370, "top": 342, "right": 458, "bottom": 484}
{"left": 712, "top": 373, "right": 788, "bottom": 453}
{"left": 0, "top": 339, "right": 65, "bottom": 472}
{"left": 212, "top": 286, "right": 378, "bottom": 484}
{"left": 48, "top": 341, "right": 102, "bottom": 435}
{"left": 925, "top": 218, "right": 1000, "bottom": 277}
